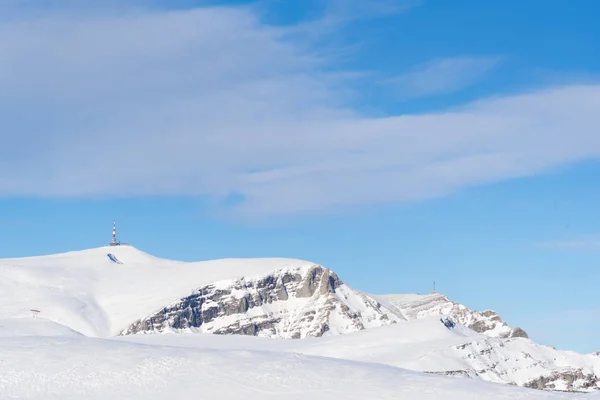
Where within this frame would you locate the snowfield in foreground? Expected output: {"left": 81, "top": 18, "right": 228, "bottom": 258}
{"left": 0, "top": 333, "right": 597, "bottom": 400}
{"left": 122, "top": 317, "right": 600, "bottom": 392}
{"left": 0, "top": 246, "right": 598, "bottom": 398}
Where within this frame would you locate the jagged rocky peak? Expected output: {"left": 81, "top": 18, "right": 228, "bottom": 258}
{"left": 120, "top": 264, "right": 398, "bottom": 338}
{"left": 525, "top": 370, "right": 600, "bottom": 391}
{"left": 374, "top": 292, "right": 528, "bottom": 338}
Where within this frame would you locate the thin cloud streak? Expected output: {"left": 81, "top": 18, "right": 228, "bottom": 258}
{"left": 323, "top": 0, "right": 419, "bottom": 22}
{"left": 386, "top": 56, "right": 502, "bottom": 98}
{"left": 1, "top": 5, "right": 600, "bottom": 218}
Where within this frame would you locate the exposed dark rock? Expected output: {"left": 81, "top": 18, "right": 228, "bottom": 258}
{"left": 524, "top": 369, "right": 600, "bottom": 391}
{"left": 120, "top": 265, "right": 393, "bottom": 338}
{"left": 425, "top": 370, "right": 472, "bottom": 378}
{"left": 379, "top": 293, "right": 529, "bottom": 339}
{"left": 468, "top": 320, "right": 489, "bottom": 333}
{"left": 508, "top": 327, "right": 528, "bottom": 338}
{"left": 481, "top": 310, "right": 501, "bottom": 321}
{"left": 452, "top": 339, "right": 600, "bottom": 393}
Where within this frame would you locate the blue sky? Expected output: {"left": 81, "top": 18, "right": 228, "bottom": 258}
{"left": 0, "top": 0, "right": 599, "bottom": 352}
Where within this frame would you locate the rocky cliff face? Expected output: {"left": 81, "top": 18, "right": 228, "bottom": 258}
{"left": 375, "top": 293, "right": 528, "bottom": 339}
{"left": 120, "top": 265, "right": 398, "bottom": 338}
{"left": 524, "top": 370, "right": 599, "bottom": 391}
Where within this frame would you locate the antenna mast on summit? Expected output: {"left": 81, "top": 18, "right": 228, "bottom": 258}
{"left": 432, "top": 280, "right": 436, "bottom": 294}
{"left": 110, "top": 221, "right": 118, "bottom": 246}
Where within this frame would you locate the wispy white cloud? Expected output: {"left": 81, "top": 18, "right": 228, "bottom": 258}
{"left": 0, "top": 5, "right": 600, "bottom": 218}
{"left": 386, "top": 56, "right": 502, "bottom": 98}
{"left": 536, "top": 237, "right": 600, "bottom": 251}
{"left": 322, "top": 0, "right": 419, "bottom": 22}
{"left": 277, "top": 0, "right": 418, "bottom": 53}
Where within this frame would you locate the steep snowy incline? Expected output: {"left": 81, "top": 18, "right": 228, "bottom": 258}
{"left": 0, "top": 246, "right": 320, "bottom": 337}
{"left": 0, "top": 334, "right": 584, "bottom": 400}
{"left": 374, "top": 293, "right": 528, "bottom": 338}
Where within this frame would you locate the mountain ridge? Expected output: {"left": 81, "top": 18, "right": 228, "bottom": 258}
{"left": 0, "top": 246, "right": 598, "bottom": 393}
{"left": 374, "top": 292, "right": 529, "bottom": 339}
{"left": 120, "top": 263, "right": 398, "bottom": 338}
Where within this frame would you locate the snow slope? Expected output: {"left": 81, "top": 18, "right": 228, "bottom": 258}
{"left": 0, "top": 246, "right": 319, "bottom": 336}
{"left": 1, "top": 246, "right": 598, "bottom": 395}
{"left": 122, "top": 316, "right": 600, "bottom": 391}
{"left": 0, "top": 332, "right": 591, "bottom": 400}
{"left": 286, "top": 319, "right": 600, "bottom": 391}
{"left": 0, "top": 317, "right": 82, "bottom": 338}
{"left": 123, "top": 316, "right": 481, "bottom": 371}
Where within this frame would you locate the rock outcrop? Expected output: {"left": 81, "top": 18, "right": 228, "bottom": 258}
{"left": 120, "top": 265, "right": 398, "bottom": 338}
{"left": 451, "top": 337, "right": 600, "bottom": 392}
{"left": 524, "top": 370, "right": 600, "bottom": 391}
{"left": 375, "top": 293, "right": 528, "bottom": 339}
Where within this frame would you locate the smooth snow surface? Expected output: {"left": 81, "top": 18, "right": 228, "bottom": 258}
{"left": 122, "top": 316, "right": 600, "bottom": 392}
{"left": 0, "top": 334, "right": 590, "bottom": 400}
{"left": 123, "top": 317, "right": 482, "bottom": 371}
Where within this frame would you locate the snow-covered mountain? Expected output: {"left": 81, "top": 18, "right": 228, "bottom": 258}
{"left": 0, "top": 246, "right": 336, "bottom": 337}
{"left": 119, "top": 271, "right": 527, "bottom": 342}
{"left": 0, "top": 246, "right": 598, "bottom": 395}
{"left": 375, "top": 293, "right": 528, "bottom": 338}
{"left": 121, "top": 264, "right": 397, "bottom": 338}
